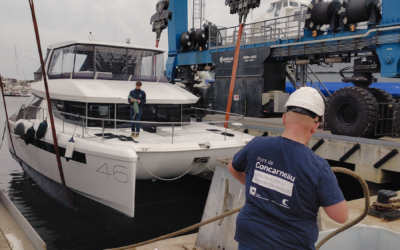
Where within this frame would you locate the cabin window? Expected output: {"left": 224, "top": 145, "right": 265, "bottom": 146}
{"left": 275, "top": 2, "right": 282, "bottom": 17}
{"left": 267, "top": 3, "right": 275, "bottom": 12}
{"left": 115, "top": 104, "right": 187, "bottom": 129}
{"left": 14, "top": 94, "right": 43, "bottom": 121}
{"left": 47, "top": 44, "right": 167, "bottom": 82}
{"left": 157, "top": 104, "right": 181, "bottom": 123}
{"left": 48, "top": 45, "right": 75, "bottom": 79}
{"left": 116, "top": 104, "right": 131, "bottom": 128}
{"left": 73, "top": 45, "right": 95, "bottom": 79}
{"left": 182, "top": 104, "right": 191, "bottom": 122}
{"left": 290, "top": 1, "right": 299, "bottom": 7}
{"left": 140, "top": 104, "right": 182, "bottom": 123}
{"left": 88, "top": 103, "right": 115, "bottom": 128}
{"left": 51, "top": 100, "right": 86, "bottom": 127}
{"left": 283, "top": 1, "right": 288, "bottom": 7}
{"left": 95, "top": 47, "right": 128, "bottom": 80}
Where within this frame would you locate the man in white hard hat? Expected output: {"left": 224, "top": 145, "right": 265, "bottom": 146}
{"left": 228, "top": 87, "right": 348, "bottom": 250}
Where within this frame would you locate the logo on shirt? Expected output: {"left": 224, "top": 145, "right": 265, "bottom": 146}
{"left": 140, "top": 94, "right": 142, "bottom": 97}
{"left": 250, "top": 186, "right": 257, "bottom": 196}
{"left": 282, "top": 199, "right": 289, "bottom": 206}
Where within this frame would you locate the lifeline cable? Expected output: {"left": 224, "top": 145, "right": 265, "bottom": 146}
{"left": 28, "top": 0, "right": 77, "bottom": 212}
{"left": 107, "top": 167, "right": 370, "bottom": 250}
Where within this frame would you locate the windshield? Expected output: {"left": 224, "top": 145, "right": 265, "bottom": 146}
{"left": 267, "top": 3, "right": 275, "bottom": 12}
{"left": 290, "top": 1, "right": 299, "bottom": 7}
{"left": 48, "top": 44, "right": 167, "bottom": 82}
{"left": 275, "top": 2, "right": 282, "bottom": 17}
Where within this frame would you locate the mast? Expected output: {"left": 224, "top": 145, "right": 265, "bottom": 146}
{"left": 14, "top": 44, "right": 20, "bottom": 93}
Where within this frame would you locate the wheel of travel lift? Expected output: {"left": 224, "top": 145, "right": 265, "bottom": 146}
{"left": 393, "top": 103, "right": 400, "bottom": 138}
{"left": 325, "top": 87, "right": 377, "bottom": 138}
{"left": 368, "top": 88, "right": 395, "bottom": 138}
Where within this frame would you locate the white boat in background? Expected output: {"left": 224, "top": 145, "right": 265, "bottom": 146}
{"left": 247, "top": 0, "right": 309, "bottom": 38}
{"left": 6, "top": 40, "right": 254, "bottom": 225}
{"left": 20, "top": 88, "right": 31, "bottom": 97}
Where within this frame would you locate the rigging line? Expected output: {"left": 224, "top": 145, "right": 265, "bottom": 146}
{"left": 71, "top": 115, "right": 81, "bottom": 138}
{"left": 137, "top": 159, "right": 198, "bottom": 181}
{"left": 14, "top": 44, "right": 20, "bottom": 82}
{"left": 84, "top": 128, "right": 98, "bottom": 138}
{"left": 0, "top": 73, "right": 17, "bottom": 155}
{"left": 0, "top": 121, "right": 7, "bottom": 150}
{"left": 28, "top": 0, "right": 77, "bottom": 212}
{"left": 200, "top": 161, "right": 214, "bottom": 172}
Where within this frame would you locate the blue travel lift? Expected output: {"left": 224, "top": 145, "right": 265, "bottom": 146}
{"left": 156, "top": 0, "right": 400, "bottom": 139}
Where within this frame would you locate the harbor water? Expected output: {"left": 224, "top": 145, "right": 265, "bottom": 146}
{"left": 0, "top": 96, "right": 211, "bottom": 250}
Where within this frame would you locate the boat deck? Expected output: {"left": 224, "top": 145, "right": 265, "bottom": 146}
{"left": 41, "top": 116, "right": 254, "bottom": 149}
{"left": 81, "top": 123, "right": 251, "bottom": 146}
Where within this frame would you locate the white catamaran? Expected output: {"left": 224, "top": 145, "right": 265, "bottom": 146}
{"left": 6, "top": 40, "right": 254, "bottom": 225}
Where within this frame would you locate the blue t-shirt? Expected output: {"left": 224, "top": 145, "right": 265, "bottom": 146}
{"left": 232, "top": 136, "right": 344, "bottom": 250}
{"left": 128, "top": 89, "right": 146, "bottom": 108}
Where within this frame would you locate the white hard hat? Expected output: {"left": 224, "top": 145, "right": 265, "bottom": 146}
{"left": 284, "top": 87, "right": 325, "bottom": 117}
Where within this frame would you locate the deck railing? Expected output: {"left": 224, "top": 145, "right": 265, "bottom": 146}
{"left": 208, "top": 9, "right": 372, "bottom": 51}
{"left": 209, "top": 13, "right": 305, "bottom": 50}
{"left": 23, "top": 106, "right": 246, "bottom": 143}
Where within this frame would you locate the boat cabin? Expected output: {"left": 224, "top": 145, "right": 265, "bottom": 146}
{"left": 248, "top": 0, "right": 309, "bottom": 24}
{"left": 29, "top": 41, "right": 199, "bottom": 130}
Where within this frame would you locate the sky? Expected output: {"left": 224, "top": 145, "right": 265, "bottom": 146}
{"left": 0, "top": 0, "right": 272, "bottom": 80}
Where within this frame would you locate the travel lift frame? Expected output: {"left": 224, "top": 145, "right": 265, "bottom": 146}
{"left": 152, "top": 0, "right": 400, "bottom": 184}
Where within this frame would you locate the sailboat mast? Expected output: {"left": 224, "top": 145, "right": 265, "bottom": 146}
{"left": 14, "top": 44, "right": 20, "bottom": 91}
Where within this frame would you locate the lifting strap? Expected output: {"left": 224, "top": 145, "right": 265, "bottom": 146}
{"left": 224, "top": 23, "right": 244, "bottom": 128}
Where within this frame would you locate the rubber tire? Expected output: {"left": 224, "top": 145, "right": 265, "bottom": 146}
{"left": 394, "top": 103, "right": 400, "bottom": 137}
{"left": 325, "top": 87, "right": 377, "bottom": 138}
{"left": 368, "top": 88, "right": 395, "bottom": 138}
{"left": 368, "top": 88, "right": 394, "bottom": 103}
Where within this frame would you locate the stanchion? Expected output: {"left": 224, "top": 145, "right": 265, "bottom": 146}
{"left": 0, "top": 75, "right": 17, "bottom": 155}
{"left": 224, "top": 23, "right": 244, "bottom": 128}
{"left": 27, "top": 0, "right": 77, "bottom": 212}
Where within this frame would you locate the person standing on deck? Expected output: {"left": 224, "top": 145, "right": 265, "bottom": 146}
{"left": 128, "top": 81, "right": 146, "bottom": 137}
{"left": 228, "top": 87, "right": 348, "bottom": 250}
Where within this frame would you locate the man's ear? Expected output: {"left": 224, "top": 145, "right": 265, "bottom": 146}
{"left": 311, "top": 120, "right": 319, "bottom": 134}
{"left": 282, "top": 113, "right": 286, "bottom": 125}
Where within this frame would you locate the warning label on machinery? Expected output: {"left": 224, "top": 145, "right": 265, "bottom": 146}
{"left": 252, "top": 170, "right": 294, "bottom": 197}
{"left": 234, "top": 95, "right": 239, "bottom": 101}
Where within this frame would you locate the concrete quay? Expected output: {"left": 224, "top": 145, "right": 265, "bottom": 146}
{"left": 0, "top": 189, "right": 45, "bottom": 250}
{"left": 135, "top": 192, "right": 400, "bottom": 250}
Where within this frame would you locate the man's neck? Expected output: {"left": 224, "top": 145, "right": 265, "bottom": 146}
{"left": 281, "top": 129, "right": 310, "bottom": 146}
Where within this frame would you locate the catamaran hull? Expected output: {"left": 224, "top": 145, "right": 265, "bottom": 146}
{"left": 135, "top": 146, "right": 243, "bottom": 179}
{"left": 9, "top": 150, "right": 134, "bottom": 226}
{"left": 6, "top": 123, "right": 246, "bottom": 225}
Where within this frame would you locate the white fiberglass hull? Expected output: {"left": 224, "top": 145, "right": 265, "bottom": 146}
{"left": 7, "top": 117, "right": 252, "bottom": 224}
